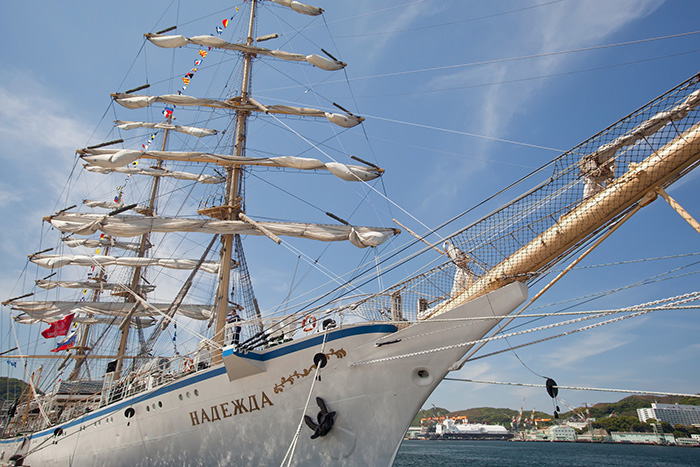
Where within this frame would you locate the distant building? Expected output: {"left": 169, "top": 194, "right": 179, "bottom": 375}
{"left": 611, "top": 431, "right": 675, "bottom": 444}
{"left": 546, "top": 425, "right": 577, "bottom": 441}
{"left": 676, "top": 437, "right": 700, "bottom": 446}
{"left": 637, "top": 403, "right": 700, "bottom": 426}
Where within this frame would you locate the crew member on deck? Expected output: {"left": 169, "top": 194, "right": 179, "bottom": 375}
{"left": 227, "top": 308, "right": 243, "bottom": 347}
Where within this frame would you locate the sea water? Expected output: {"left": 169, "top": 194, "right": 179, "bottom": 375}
{"left": 394, "top": 440, "right": 700, "bottom": 466}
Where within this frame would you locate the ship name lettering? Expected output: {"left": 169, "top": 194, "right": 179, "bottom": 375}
{"left": 248, "top": 395, "right": 260, "bottom": 412}
{"left": 220, "top": 403, "right": 232, "bottom": 418}
{"left": 188, "top": 391, "right": 274, "bottom": 426}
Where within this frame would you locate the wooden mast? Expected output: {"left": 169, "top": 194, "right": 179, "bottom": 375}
{"left": 212, "top": 0, "right": 257, "bottom": 363}
{"left": 67, "top": 244, "right": 109, "bottom": 381}
{"left": 114, "top": 119, "right": 172, "bottom": 379}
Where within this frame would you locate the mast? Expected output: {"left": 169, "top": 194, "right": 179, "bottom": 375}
{"left": 114, "top": 120, "right": 172, "bottom": 379}
{"left": 212, "top": 0, "right": 257, "bottom": 361}
{"left": 67, "top": 245, "right": 109, "bottom": 381}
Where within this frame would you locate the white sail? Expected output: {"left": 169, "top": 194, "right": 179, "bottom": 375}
{"left": 79, "top": 148, "right": 381, "bottom": 181}
{"left": 269, "top": 0, "right": 323, "bottom": 16}
{"left": 62, "top": 237, "right": 145, "bottom": 252}
{"left": 10, "top": 301, "right": 217, "bottom": 321}
{"left": 83, "top": 165, "right": 225, "bottom": 184}
{"left": 30, "top": 254, "right": 231, "bottom": 274}
{"left": 83, "top": 200, "right": 150, "bottom": 215}
{"left": 46, "top": 213, "right": 400, "bottom": 248}
{"left": 13, "top": 313, "right": 156, "bottom": 328}
{"left": 111, "top": 93, "right": 363, "bottom": 128}
{"left": 145, "top": 34, "right": 343, "bottom": 70}
{"left": 114, "top": 120, "right": 217, "bottom": 137}
{"left": 35, "top": 280, "right": 155, "bottom": 294}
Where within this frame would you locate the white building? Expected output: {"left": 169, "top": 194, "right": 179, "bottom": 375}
{"left": 637, "top": 403, "right": 700, "bottom": 426}
{"left": 546, "top": 425, "right": 577, "bottom": 441}
{"left": 611, "top": 431, "right": 675, "bottom": 444}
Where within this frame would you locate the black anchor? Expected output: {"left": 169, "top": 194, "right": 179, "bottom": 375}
{"left": 304, "top": 397, "right": 336, "bottom": 439}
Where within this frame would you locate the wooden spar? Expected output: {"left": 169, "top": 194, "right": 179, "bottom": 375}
{"left": 212, "top": 0, "right": 258, "bottom": 363}
{"left": 428, "top": 120, "right": 700, "bottom": 318}
{"left": 393, "top": 218, "right": 443, "bottom": 255}
{"left": 239, "top": 213, "right": 282, "bottom": 244}
{"left": 455, "top": 198, "right": 650, "bottom": 368}
{"left": 656, "top": 187, "right": 700, "bottom": 235}
{"left": 68, "top": 243, "right": 111, "bottom": 381}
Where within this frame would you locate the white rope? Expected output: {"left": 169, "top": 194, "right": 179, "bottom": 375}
{"left": 8, "top": 311, "right": 53, "bottom": 428}
{"left": 116, "top": 283, "right": 221, "bottom": 350}
{"left": 444, "top": 378, "right": 700, "bottom": 398}
{"left": 351, "top": 292, "right": 700, "bottom": 367}
{"left": 280, "top": 329, "right": 330, "bottom": 467}
{"left": 268, "top": 113, "right": 437, "bottom": 236}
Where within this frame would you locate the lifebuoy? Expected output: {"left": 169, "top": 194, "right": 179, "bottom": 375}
{"left": 302, "top": 315, "right": 317, "bottom": 332}
{"left": 184, "top": 357, "right": 194, "bottom": 372}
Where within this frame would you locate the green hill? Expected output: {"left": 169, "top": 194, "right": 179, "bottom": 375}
{"left": 410, "top": 394, "right": 700, "bottom": 430}
{"left": 410, "top": 406, "right": 553, "bottom": 428}
{"left": 0, "top": 376, "right": 29, "bottom": 403}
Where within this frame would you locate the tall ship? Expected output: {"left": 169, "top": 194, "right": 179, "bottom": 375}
{"left": 2, "top": 1, "right": 700, "bottom": 465}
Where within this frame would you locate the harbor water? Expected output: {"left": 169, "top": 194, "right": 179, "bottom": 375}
{"left": 394, "top": 440, "right": 700, "bottom": 466}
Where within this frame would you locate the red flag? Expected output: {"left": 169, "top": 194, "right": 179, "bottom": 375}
{"left": 222, "top": 18, "right": 229, "bottom": 28}
{"left": 41, "top": 314, "right": 74, "bottom": 339}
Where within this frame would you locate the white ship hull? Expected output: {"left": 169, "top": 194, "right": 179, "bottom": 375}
{"left": 1, "top": 283, "right": 527, "bottom": 466}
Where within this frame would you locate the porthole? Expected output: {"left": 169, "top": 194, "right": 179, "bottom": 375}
{"left": 146, "top": 406, "right": 150, "bottom": 412}
{"left": 411, "top": 367, "right": 434, "bottom": 387}
{"left": 194, "top": 389, "right": 199, "bottom": 397}
{"left": 158, "top": 401, "right": 163, "bottom": 408}
{"left": 178, "top": 394, "right": 183, "bottom": 401}
{"left": 186, "top": 392, "right": 191, "bottom": 398}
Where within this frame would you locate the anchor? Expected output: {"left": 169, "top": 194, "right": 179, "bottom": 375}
{"left": 304, "top": 397, "right": 336, "bottom": 439}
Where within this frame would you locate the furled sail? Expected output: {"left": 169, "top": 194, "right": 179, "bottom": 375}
{"left": 46, "top": 213, "right": 400, "bottom": 248}
{"left": 110, "top": 93, "right": 364, "bottom": 128}
{"left": 145, "top": 34, "right": 343, "bottom": 70}
{"left": 35, "top": 280, "right": 156, "bottom": 294}
{"left": 62, "top": 237, "right": 145, "bottom": 252}
{"left": 83, "top": 200, "right": 150, "bottom": 215}
{"left": 14, "top": 313, "right": 155, "bottom": 328}
{"left": 269, "top": 0, "right": 323, "bottom": 16}
{"left": 30, "top": 254, "right": 232, "bottom": 274}
{"left": 10, "top": 301, "right": 219, "bottom": 321}
{"left": 115, "top": 120, "right": 217, "bottom": 138}
{"left": 83, "top": 165, "right": 225, "bottom": 184}
{"left": 79, "top": 148, "right": 382, "bottom": 181}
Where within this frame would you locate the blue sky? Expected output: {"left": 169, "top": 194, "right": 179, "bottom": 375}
{"left": 2, "top": 0, "right": 700, "bottom": 415}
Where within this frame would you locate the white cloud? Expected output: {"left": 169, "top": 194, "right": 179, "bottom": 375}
{"left": 424, "top": 0, "right": 664, "bottom": 173}
{"left": 543, "top": 327, "right": 635, "bottom": 368}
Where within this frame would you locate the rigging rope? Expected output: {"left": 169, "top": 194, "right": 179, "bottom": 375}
{"left": 280, "top": 329, "right": 330, "bottom": 467}
{"left": 351, "top": 292, "right": 700, "bottom": 367}
{"left": 444, "top": 378, "right": 700, "bottom": 398}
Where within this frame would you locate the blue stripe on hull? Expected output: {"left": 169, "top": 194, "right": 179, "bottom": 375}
{"left": 0, "top": 322, "right": 396, "bottom": 446}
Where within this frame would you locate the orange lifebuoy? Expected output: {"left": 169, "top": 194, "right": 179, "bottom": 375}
{"left": 183, "top": 357, "right": 194, "bottom": 372}
{"left": 302, "top": 315, "right": 317, "bottom": 332}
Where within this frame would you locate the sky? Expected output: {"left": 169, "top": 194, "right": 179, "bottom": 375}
{"left": 2, "top": 0, "right": 700, "bottom": 416}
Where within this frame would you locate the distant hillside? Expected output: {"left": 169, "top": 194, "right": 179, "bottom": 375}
{"left": 558, "top": 394, "right": 700, "bottom": 420}
{"left": 411, "top": 394, "right": 700, "bottom": 429}
{"left": 410, "top": 406, "right": 552, "bottom": 428}
{"left": 0, "top": 377, "right": 29, "bottom": 402}
{"left": 410, "top": 407, "right": 450, "bottom": 426}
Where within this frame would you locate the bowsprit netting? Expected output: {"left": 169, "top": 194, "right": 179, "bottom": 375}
{"left": 340, "top": 73, "right": 700, "bottom": 324}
